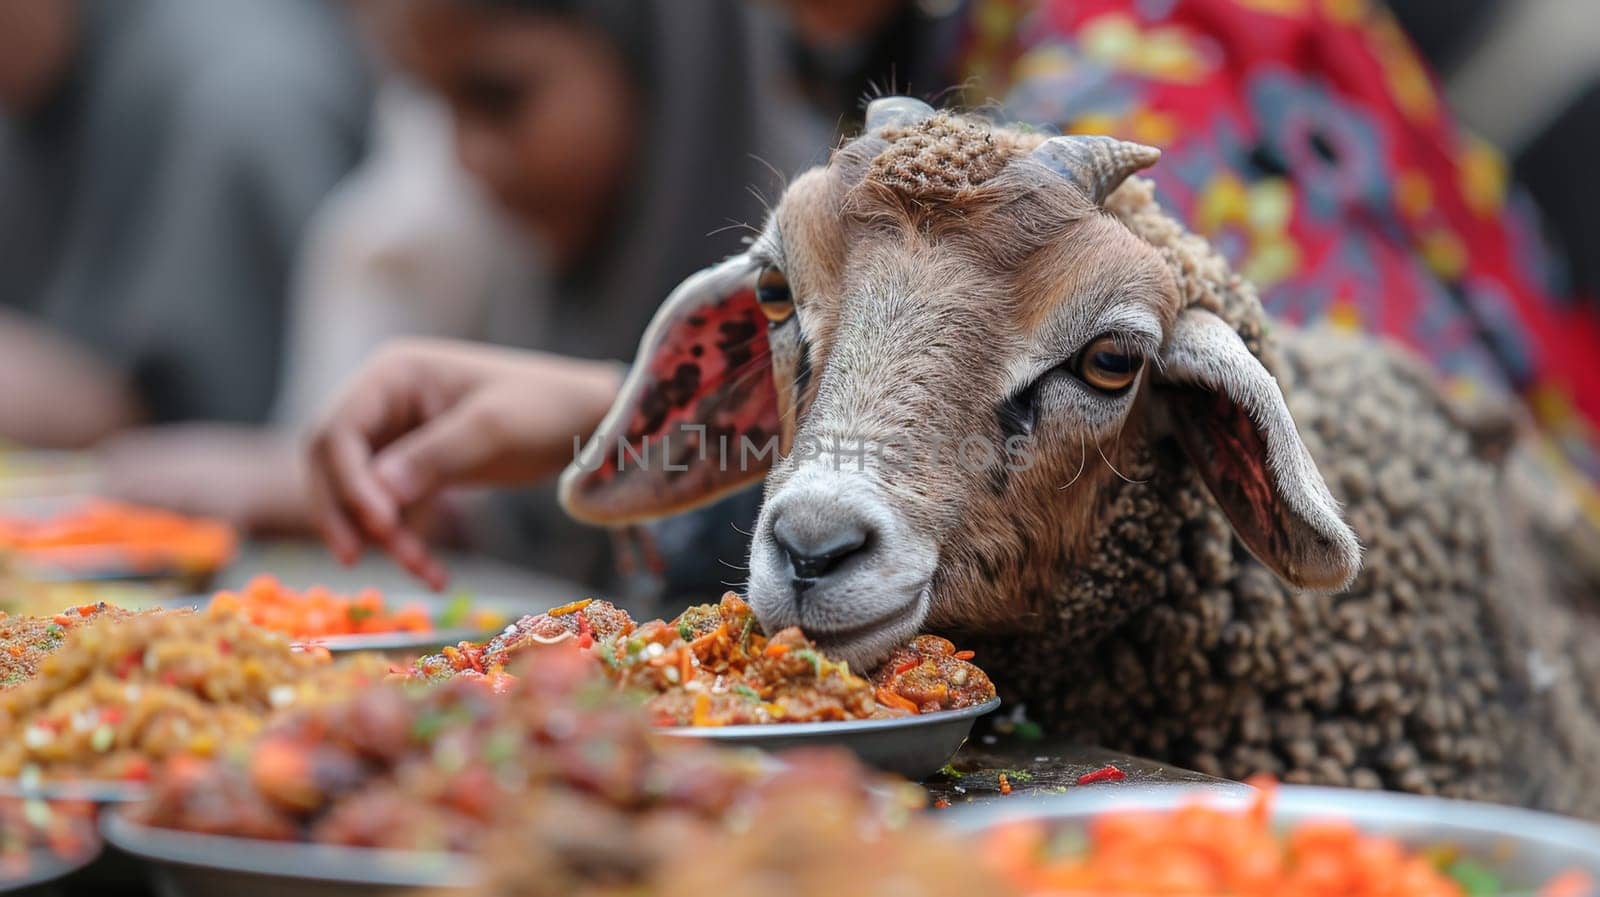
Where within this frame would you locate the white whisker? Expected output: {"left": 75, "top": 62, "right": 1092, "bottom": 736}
{"left": 1095, "top": 436, "right": 1146, "bottom": 485}
{"left": 1057, "top": 432, "right": 1090, "bottom": 490}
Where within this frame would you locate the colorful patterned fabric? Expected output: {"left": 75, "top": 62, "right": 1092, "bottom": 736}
{"left": 951, "top": 0, "right": 1600, "bottom": 529}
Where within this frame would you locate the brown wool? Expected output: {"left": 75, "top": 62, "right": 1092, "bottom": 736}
{"left": 948, "top": 125, "right": 1600, "bottom": 817}
{"left": 869, "top": 116, "right": 1012, "bottom": 196}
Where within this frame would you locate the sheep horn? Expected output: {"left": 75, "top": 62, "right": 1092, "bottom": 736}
{"left": 865, "top": 96, "right": 936, "bottom": 131}
{"left": 1030, "top": 135, "right": 1161, "bottom": 205}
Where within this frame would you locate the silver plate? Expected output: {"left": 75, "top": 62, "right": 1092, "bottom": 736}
{"left": 658, "top": 697, "right": 1001, "bottom": 780}
{"left": 101, "top": 812, "right": 480, "bottom": 897}
{"left": 943, "top": 783, "right": 1600, "bottom": 888}
{"left": 160, "top": 592, "right": 544, "bottom": 654}
{"left": 0, "top": 778, "right": 147, "bottom": 804}
{"left": 0, "top": 844, "right": 101, "bottom": 896}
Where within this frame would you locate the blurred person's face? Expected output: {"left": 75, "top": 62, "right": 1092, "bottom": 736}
{"left": 778, "top": 0, "right": 905, "bottom": 47}
{"left": 0, "top": 0, "right": 78, "bottom": 114}
{"left": 383, "top": 0, "right": 636, "bottom": 272}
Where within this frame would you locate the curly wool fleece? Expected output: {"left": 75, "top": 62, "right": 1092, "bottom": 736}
{"left": 960, "top": 175, "right": 1600, "bottom": 819}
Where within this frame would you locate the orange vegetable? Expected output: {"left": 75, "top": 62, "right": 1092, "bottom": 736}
{"left": 249, "top": 737, "right": 318, "bottom": 811}
{"left": 688, "top": 623, "right": 727, "bottom": 654}
{"left": 875, "top": 686, "right": 920, "bottom": 714}
{"left": 0, "top": 501, "right": 235, "bottom": 574}
{"left": 691, "top": 692, "right": 714, "bottom": 727}
{"left": 1541, "top": 871, "right": 1597, "bottom": 897}
{"left": 980, "top": 778, "right": 1580, "bottom": 897}
{"left": 203, "top": 576, "right": 433, "bottom": 640}
{"left": 547, "top": 598, "right": 594, "bottom": 617}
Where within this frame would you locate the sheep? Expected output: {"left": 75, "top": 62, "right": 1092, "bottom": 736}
{"left": 559, "top": 98, "right": 1600, "bottom": 817}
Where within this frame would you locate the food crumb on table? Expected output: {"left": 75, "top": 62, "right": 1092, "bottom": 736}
{"left": 1076, "top": 764, "right": 1126, "bottom": 785}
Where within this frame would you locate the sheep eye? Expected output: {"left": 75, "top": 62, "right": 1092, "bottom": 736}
{"left": 1074, "top": 335, "right": 1143, "bottom": 394}
{"left": 755, "top": 266, "right": 794, "bottom": 324}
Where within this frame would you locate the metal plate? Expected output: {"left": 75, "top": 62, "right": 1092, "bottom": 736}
{"left": 0, "top": 779, "right": 147, "bottom": 804}
{"left": 101, "top": 812, "right": 479, "bottom": 897}
{"left": 943, "top": 783, "right": 1600, "bottom": 887}
{"left": 658, "top": 697, "right": 1001, "bottom": 780}
{"left": 0, "top": 843, "right": 102, "bottom": 896}
{"left": 159, "top": 592, "right": 545, "bottom": 654}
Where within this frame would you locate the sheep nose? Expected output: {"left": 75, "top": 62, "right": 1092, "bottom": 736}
{"left": 772, "top": 513, "right": 870, "bottom": 583}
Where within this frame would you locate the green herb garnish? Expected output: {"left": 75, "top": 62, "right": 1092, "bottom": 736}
{"left": 437, "top": 592, "right": 475, "bottom": 628}
{"left": 791, "top": 648, "right": 824, "bottom": 678}
{"left": 411, "top": 711, "right": 447, "bottom": 741}
{"left": 1444, "top": 858, "right": 1503, "bottom": 897}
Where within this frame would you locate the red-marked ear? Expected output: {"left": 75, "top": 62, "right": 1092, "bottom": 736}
{"left": 1156, "top": 309, "right": 1361, "bottom": 591}
{"left": 559, "top": 256, "right": 781, "bottom": 525}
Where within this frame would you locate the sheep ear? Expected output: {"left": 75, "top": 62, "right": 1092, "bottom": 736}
{"left": 1155, "top": 309, "right": 1361, "bottom": 591}
{"left": 559, "top": 256, "right": 781, "bottom": 525}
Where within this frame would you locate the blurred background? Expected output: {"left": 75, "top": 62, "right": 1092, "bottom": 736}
{"left": 2, "top": 0, "right": 1597, "bottom": 608}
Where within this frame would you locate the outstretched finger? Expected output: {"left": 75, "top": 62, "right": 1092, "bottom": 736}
{"left": 324, "top": 426, "right": 399, "bottom": 539}
{"left": 385, "top": 524, "right": 449, "bottom": 591}
{"left": 306, "top": 459, "right": 363, "bottom": 565}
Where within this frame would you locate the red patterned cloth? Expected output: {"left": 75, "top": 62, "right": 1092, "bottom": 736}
{"left": 951, "top": 0, "right": 1600, "bottom": 527}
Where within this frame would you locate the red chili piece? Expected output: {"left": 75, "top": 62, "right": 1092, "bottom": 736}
{"left": 1076, "top": 764, "right": 1126, "bottom": 785}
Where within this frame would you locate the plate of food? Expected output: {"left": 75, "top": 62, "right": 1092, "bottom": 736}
{"left": 0, "top": 796, "right": 101, "bottom": 896}
{"left": 947, "top": 780, "right": 1600, "bottom": 896}
{"left": 0, "top": 501, "right": 235, "bottom": 588}
{"left": 402, "top": 592, "right": 1001, "bottom": 778}
{"left": 102, "top": 645, "right": 923, "bottom": 897}
{"left": 161, "top": 576, "right": 528, "bottom": 654}
{"left": 1, "top": 607, "right": 388, "bottom": 803}
{"left": 100, "top": 815, "right": 474, "bottom": 897}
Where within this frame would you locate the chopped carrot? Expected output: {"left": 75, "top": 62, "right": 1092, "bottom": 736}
{"left": 691, "top": 692, "right": 714, "bottom": 727}
{"left": 1539, "top": 870, "right": 1596, "bottom": 897}
{"left": 981, "top": 777, "right": 1574, "bottom": 897}
{"left": 203, "top": 576, "right": 435, "bottom": 640}
{"left": 764, "top": 643, "right": 790, "bottom": 658}
{"left": 688, "top": 623, "right": 727, "bottom": 654}
{"left": 953, "top": 649, "right": 976, "bottom": 660}
{"left": 0, "top": 501, "right": 235, "bottom": 575}
{"left": 875, "top": 687, "right": 919, "bottom": 714}
{"left": 547, "top": 598, "right": 594, "bottom": 617}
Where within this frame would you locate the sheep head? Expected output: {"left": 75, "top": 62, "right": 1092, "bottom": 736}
{"left": 561, "top": 101, "right": 1360, "bottom": 669}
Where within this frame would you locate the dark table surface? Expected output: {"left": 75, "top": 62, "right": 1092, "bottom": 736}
{"left": 925, "top": 728, "right": 1229, "bottom": 808}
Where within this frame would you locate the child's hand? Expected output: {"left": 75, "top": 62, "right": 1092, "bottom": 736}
{"left": 307, "top": 339, "right": 622, "bottom": 588}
